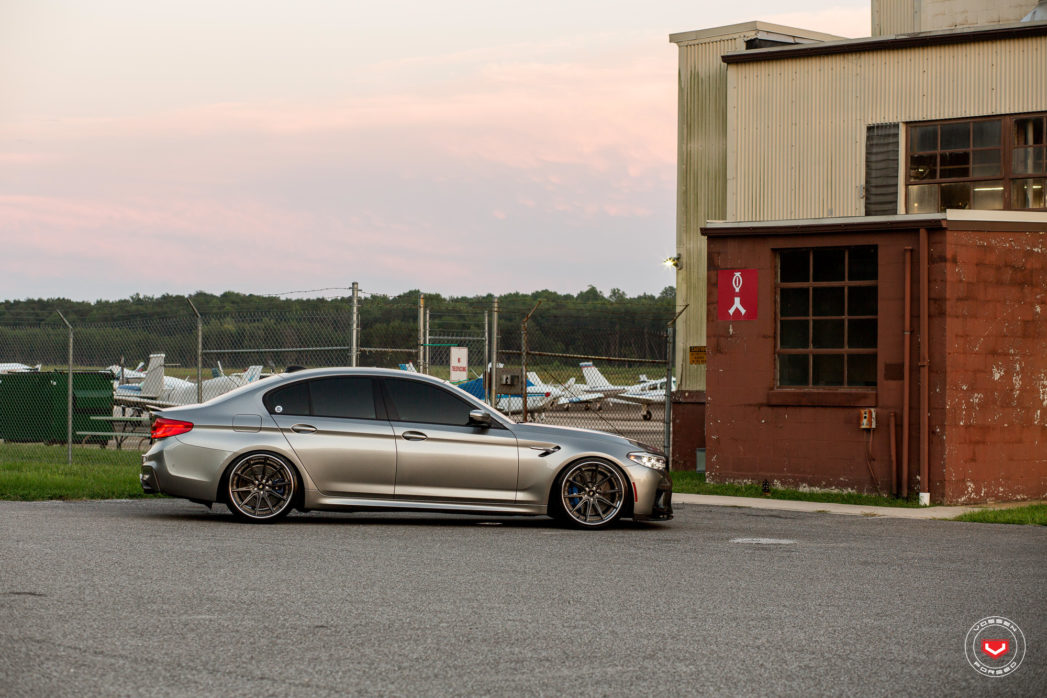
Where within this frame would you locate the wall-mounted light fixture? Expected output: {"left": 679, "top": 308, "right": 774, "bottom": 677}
{"left": 663, "top": 255, "right": 681, "bottom": 270}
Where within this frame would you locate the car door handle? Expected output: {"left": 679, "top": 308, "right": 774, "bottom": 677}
{"left": 402, "top": 430, "right": 428, "bottom": 441}
{"left": 290, "top": 424, "right": 317, "bottom": 434}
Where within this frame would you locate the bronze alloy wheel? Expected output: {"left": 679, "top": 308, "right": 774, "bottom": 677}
{"left": 558, "top": 459, "right": 626, "bottom": 529}
{"left": 226, "top": 453, "right": 297, "bottom": 522}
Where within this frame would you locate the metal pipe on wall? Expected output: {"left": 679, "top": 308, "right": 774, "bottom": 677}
{"left": 918, "top": 229, "right": 930, "bottom": 506}
{"left": 902, "top": 247, "right": 912, "bottom": 499}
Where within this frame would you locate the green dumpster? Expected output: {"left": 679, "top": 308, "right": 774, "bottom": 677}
{"left": 0, "top": 372, "right": 114, "bottom": 443}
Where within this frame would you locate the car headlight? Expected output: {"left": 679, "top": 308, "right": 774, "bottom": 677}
{"left": 628, "top": 451, "right": 666, "bottom": 470}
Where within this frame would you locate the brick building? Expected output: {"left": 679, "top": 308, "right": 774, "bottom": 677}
{"left": 670, "top": 1, "right": 1047, "bottom": 503}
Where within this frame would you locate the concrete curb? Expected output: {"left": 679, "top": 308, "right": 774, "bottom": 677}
{"left": 671, "top": 492, "right": 986, "bottom": 519}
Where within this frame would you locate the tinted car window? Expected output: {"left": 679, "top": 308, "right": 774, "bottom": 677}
{"left": 264, "top": 381, "right": 310, "bottom": 416}
{"left": 383, "top": 378, "right": 473, "bottom": 426}
{"left": 310, "top": 377, "right": 376, "bottom": 420}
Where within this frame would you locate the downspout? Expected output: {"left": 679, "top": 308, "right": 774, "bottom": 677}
{"left": 901, "top": 247, "right": 912, "bottom": 499}
{"left": 918, "top": 229, "right": 930, "bottom": 506}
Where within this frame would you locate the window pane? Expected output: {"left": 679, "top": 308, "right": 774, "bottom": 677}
{"left": 970, "top": 181, "right": 1004, "bottom": 210}
{"left": 812, "top": 355, "right": 844, "bottom": 386}
{"left": 812, "top": 319, "right": 845, "bottom": 348}
{"left": 812, "top": 248, "right": 845, "bottom": 281}
{"left": 847, "top": 355, "right": 877, "bottom": 387}
{"left": 972, "top": 149, "right": 1001, "bottom": 177}
{"left": 1015, "top": 117, "right": 1045, "bottom": 146}
{"left": 907, "top": 184, "right": 938, "bottom": 213}
{"left": 973, "top": 120, "right": 1001, "bottom": 148}
{"left": 940, "top": 182, "right": 971, "bottom": 210}
{"left": 940, "top": 121, "right": 970, "bottom": 150}
{"left": 310, "top": 377, "right": 376, "bottom": 420}
{"left": 812, "top": 287, "right": 845, "bottom": 316}
{"left": 939, "top": 151, "right": 970, "bottom": 178}
{"left": 780, "top": 287, "right": 808, "bottom": 317}
{"left": 847, "top": 246, "right": 878, "bottom": 281}
{"left": 384, "top": 378, "right": 473, "bottom": 426}
{"left": 912, "top": 125, "right": 937, "bottom": 152}
{"left": 264, "top": 381, "right": 310, "bottom": 416}
{"left": 778, "top": 355, "right": 809, "bottom": 386}
{"left": 848, "top": 319, "right": 878, "bottom": 349}
{"left": 1012, "top": 178, "right": 1046, "bottom": 209}
{"left": 780, "top": 320, "right": 809, "bottom": 349}
{"left": 779, "top": 249, "right": 809, "bottom": 282}
{"left": 1012, "top": 146, "right": 1045, "bottom": 175}
{"left": 909, "top": 153, "right": 937, "bottom": 180}
{"left": 848, "top": 286, "right": 878, "bottom": 316}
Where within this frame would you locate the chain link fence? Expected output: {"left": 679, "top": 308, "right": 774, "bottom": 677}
{"left": 0, "top": 290, "right": 674, "bottom": 467}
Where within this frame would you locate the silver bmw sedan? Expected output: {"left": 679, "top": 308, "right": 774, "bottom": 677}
{"left": 141, "top": 367, "right": 672, "bottom": 529}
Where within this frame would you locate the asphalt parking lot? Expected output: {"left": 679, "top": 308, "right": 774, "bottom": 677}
{"left": 1, "top": 499, "right": 1044, "bottom": 696}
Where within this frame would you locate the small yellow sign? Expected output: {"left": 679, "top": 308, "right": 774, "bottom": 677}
{"left": 689, "top": 346, "right": 707, "bottom": 365}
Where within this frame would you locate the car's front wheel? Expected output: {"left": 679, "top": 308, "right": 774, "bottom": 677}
{"left": 554, "top": 459, "right": 628, "bottom": 529}
{"left": 224, "top": 453, "right": 298, "bottom": 523}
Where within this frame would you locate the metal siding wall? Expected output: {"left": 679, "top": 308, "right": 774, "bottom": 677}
{"left": 873, "top": 0, "right": 917, "bottom": 36}
{"left": 729, "top": 36, "right": 1047, "bottom": 222}
{"left": 675, "top": 36, "right": 747, "bottom": 390}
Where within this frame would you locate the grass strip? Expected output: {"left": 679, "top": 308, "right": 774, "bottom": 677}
{"left": 0, "top": 443, "right": 157, "bottom": 501}
{"left": 670, "top": 470, "right": 922, "bottom": 508}
{"left": 952, "top": 504, "right": 1047, "bottom": 526}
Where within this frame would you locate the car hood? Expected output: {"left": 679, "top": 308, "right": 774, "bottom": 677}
{"left": 509, "top": 421, "right": 655, "bottom": 452}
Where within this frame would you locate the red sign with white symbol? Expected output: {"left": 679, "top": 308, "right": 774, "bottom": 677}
{"left": 982, "top": 640, "right": 1009, "bottom": 657}
{"left": 717, "top": 269, "right": 758, "bottom": 321}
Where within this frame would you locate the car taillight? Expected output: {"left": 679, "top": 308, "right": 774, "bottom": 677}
{"left": 151, "top": 417, "right": 194, "bottom": 439}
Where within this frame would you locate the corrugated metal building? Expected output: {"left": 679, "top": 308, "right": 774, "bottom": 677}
{"left": 670, "top": 0, "right": 1047, "bottom": 503}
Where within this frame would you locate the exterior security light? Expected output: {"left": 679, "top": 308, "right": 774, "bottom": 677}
{"left": 664, "top": 255, "right": 681, "bottom": 270}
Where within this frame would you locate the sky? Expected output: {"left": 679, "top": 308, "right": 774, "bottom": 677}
{"left": 1, "top": 0, "right": 870, "bottom": 301}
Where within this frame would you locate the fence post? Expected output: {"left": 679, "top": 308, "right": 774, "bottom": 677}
{"left": 186, "top": 297, "right": 203, "bottom": 403}
{"left": 57, "top": 311, "right": 73, "bottom": 465}
{"left": 664, "top": 325, "right": 673, "bottom": 462}
{"left": 484, "top": 311, "right": 489, "bottom": 399}
{"left": 664, "top": 305, "right": 687, "bottom": 466}
{"left": 489, "top": 297, "right": 499, "bottom": 405}
{"left": 521, "top": 300, "right": 542, "bottom": 422}
{"left": 424, "top": 308, "right": 430, "bottom": 374}
{"left": 417, "top": 294, "right": 425, "bottom": 372}
{"left": 351, "top": 281, "right": 359, "bottom": 367}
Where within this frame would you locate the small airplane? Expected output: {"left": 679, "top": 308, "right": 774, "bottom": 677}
{"left": 114, "top": 353, "right": 263, "bottom": 409}
{"left": 614, "top": 375, "right": 677, "bottom": 420}
{"left": 526, "top": 372, "right": 605, "bottom": 410}
{"left": 579, "top": 363, "right": 676, "bottom": 420}
{"left": 0, "top": 362, "right": 41, "bottom": 373}
{"left": 105, "top": 361, "right": 146, "bottom": 383}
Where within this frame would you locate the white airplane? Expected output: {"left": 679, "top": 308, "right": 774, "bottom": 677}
{"left": 579, "top": 363, "right": 676, "bottom": 420}
{"left": 526, "top": 371, "right": 606, "bottom": 410}
{"left": 105, "top": 361, "right": 146, "bottom": 383}
{"left": 114, "top": 353, "right": 263, "bottom": 409}
{"left": 0, "top": 362, "right": 40, "bottom": 373}
{"left": 615, "top": 375, "right": 677, "bottom": 420}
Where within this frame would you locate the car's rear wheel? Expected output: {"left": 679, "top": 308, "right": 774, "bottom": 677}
{"left": 555, "top": 459, "right": 627, "bottom": 529}
{"left": 225, "top": 453, "right": 297, "bottom": 523}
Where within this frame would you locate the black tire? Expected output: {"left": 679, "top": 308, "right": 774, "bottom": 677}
{"left": 223, "top": 453, "right": 299, "bottom": 523}
{"left": 551, "top": 459, "right": 628, "bottom": 530}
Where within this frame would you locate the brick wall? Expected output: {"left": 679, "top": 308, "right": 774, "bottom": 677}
{"left": 937, "top": 230, "right": 1047, "bottom": 503}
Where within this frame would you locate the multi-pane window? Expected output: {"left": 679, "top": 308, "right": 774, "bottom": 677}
{"left": 906, "top": 113, "right": 1047, "bottom": 212}
{"left": 776, "top": 246, "right": 877, "bottom": 389}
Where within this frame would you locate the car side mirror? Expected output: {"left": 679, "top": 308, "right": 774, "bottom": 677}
{"left": 468, "top": 409, "right": 492, "bottom": 427}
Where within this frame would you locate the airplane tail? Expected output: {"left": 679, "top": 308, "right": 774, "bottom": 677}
{"left": 242, "top": 365, "right": 263, "bottom": 383}
{"left": 138, "top": 354, "right": 166, "bottom": 398}
{"left": 580, "top": 361, "right": 612, "bottom": 388}
{"left": 399, "top": 362, "right": 418, "bottom": 373}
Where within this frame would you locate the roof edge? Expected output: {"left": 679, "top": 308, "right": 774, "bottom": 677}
{"left": 669, "top": 21, "right": 843, "bottom": 46}
{"left": 721, "top": 20, "right": 1047, "bottom": 63}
